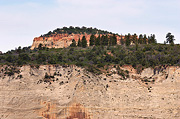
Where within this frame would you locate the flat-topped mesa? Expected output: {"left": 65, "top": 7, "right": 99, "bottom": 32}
{"left": 30, "top": 33, "right": 124, "bottom": 50}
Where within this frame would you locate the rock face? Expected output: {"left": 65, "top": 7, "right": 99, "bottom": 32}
{"left": 0, "top": 65, "right": 180, "bottom": 119}
{"left": 30, "top": 33, "right": 124, "bottom": 50}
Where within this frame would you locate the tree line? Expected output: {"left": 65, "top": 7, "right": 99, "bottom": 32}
{"left": 43, "top": 26, "right": 113, "bottom": 37}
{"left": 70, "top": 33, "right": 157, "bottom": 48}
{"left": 70, "top": 32, "right": 176, "bottom": 48}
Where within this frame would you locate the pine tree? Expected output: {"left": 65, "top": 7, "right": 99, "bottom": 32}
{"left": 112, "top": 34, "right": 117, "bottom": 46}
{"left": 132, "top": 33, "right": 137, "bottom": 44}
{"left": 77, "top": 38, "right": 81, "bottom": 47}
{"left": 120, "top": 34, "right": 124, "bottom": 45}
{"left": 125, "top": 34, "right": 131, "bottom": 46}
{"left": 148, "top": 34, "right": 157, "bottom": 44}
{"left": 138, "top": 34, "right": 143, "bottom": 44}
{"left": 166, "top": 32, "right": 175, "bottom": 44}
{"left": 152, "top": 34, "right": 157, "bottom": 43}
{"left": 143, "top": 34, "right": 147, "bottom": 44}
{"left": 81, "top": 36, "right": 87, "bottom": 48}
{"left": 109, "top": 36, "right": 112, "bottom": 46}
{"left": 95, "top": 35, "right": 100, "bottom": 46}
{"left": 89, "top": 34, "right": 95, "bottom": 46}
{"left": 70, "top": 39, "right": 76, "bottom": 47}
{"left": 100, "top": 35, "right": 105, "bottom": 46}
{"left": 104, "top": 35, "right": 109, "bottom": 46}
{"left": 100, "top": 35, "right": 104, "bottom": 45}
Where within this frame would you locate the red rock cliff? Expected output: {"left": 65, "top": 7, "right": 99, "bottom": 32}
{"left": 30, "top": 33, "right": 124, "bottom": 50}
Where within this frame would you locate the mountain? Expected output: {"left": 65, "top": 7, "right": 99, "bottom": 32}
{"left": 0, "top": 27, "right": 179, "bottom": 119}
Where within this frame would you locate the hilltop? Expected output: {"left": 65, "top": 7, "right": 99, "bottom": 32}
{"left": 30, "top": 26, "right": 157, "bottom": 50}
{"left": 31, "top": 26, "right": 117, "bottom": 50}
{"left": 43, "top": 26, "right": 114, "bottom": 36}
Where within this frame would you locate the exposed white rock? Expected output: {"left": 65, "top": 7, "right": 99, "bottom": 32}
{"left": 0, "top": 65, "right": 180, "bottom": 119}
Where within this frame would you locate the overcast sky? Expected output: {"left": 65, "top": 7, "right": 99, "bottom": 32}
{"left": 0, "top": 0, "right": 180, "bottom": 52}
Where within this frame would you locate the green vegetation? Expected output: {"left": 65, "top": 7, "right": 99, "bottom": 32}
{"left": 70, "top": 32, "right": 156, "bottom": 49}
{"left": 70, "top": 39, "right": 76, "bottom": 47}
{"left": 0, "top": 25, "right": 178, "bottom": 75}
{"left": 43, "top": 26, "right": 113, "bottom": 37}
{"left": 77, "top": 38, "right": 81, "bottom": 47}
{"left": 0, "top": 43, "right": 180, "bottom": 74}
{"left": 89, "top": 34, "right": 95, "bottom": 46}
{"left": 166, "top": 32, "right": 175, "bottom": 45}
{"left": 81, "top": 36, "right": 87, "bottom": 48}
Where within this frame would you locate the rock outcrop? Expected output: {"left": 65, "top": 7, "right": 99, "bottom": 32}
{"left": 0, "top": 65, "right": 180, "bottom": 119}
{"left": 30, "top": 33, "right": 124, "bottom": 50}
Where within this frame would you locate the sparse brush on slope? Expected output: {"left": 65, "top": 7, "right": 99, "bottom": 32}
{"left": 1, "top": 44, "right": 180, "bottom": 74}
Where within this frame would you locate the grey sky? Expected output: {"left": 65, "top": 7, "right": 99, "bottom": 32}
{"left": 0, "top": 0, "right": 179, "bottom": 52}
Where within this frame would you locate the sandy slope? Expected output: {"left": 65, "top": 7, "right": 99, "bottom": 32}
{"left": 0, "top": 65, "right": 180, "bottom": 119}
